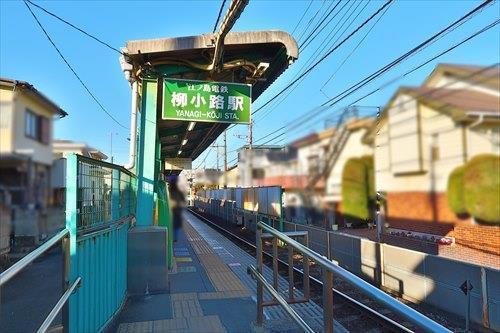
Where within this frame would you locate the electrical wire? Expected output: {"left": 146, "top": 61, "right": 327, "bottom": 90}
{"left": 252, "top": 0, "right": 394, "bottom": 116}
{"left": 250, "top": 17, "right": 498, "bottom": 147}
{"left": 25, "top": 0, "right": 123, "bottom": 55}
{"left": 290, "top": 0, "right": 315, "bottom": 37}
{"left": 23, "top": 1, "right": 128, "bottom": 130}
{"left": 254, "top": 0, "right": 370, "bottom": 123}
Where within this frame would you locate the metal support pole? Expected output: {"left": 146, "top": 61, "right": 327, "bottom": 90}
{"left": 327, "top": 232, "right": 332, "bottom": 260}
{"left": 303, "top": 233, "right": 310, "bottom": 300}
{"left": 62, "top": 236, "right": 70, "bottom": 333}
{"left": 323, "top": 269, "right": 334, "bottom": 333}
{"left": 256, "top": 227, "right": 264, "bottom": 326}
{"left": 272, "top": 237, "right": 278, "bottom": 290}
{"left": 288, "top": 243, "right": 294, "bottom": 300}
{"left": 303, "top": 253, "right": 310, "bottom": 300}
{"left": 466, "top": 280, "right": 471, "bottom": 332}
{"left": 481, "top": 267, "right": 490, "bottom": 328}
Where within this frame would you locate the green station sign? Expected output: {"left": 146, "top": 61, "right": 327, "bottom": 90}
{"left": 162, "top": 78, "right": 251, "bottom": 124}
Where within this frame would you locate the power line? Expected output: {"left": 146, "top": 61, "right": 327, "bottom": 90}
{"left": 320, "top": 0, "right": 493, "bottom": 109}
{"left": 320, "top": 1, "right": 393, "bottom": 91}
{"left": 299, "top": 0, "right": 343, "bottom": 50}
{"left": 290, "top": 0, "right": 314, "bottom": 37}
{"left": 252, "top": 0, "right": 394, "bottom": 116}
{"left": 23, "top": 1, "right": 128, "bottom": 130}
{"left": 250, "top": 16, "right": 498, "bottom": 147}
{"left": 213, "top": 0, "right": 227, "bottom": 33}
{"left": 195, "top": 147, "right": 213, "bottom": 169}
{"left": 25, "top": 0, "right": 123, "bottom": 55}
{"left": 347, "top": 20, "right": 500, "bottom": 107}
{"left": 255, "top": 0, "right": 371, "bottom": 123}
{"left": 295, "top": 0, "right": 331, "bottom": 45}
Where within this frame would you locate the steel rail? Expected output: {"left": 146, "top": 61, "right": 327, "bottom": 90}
{"left": 247, "top": 265, "right": 315, "bottom": 333}
{"left": 258, "top": 221, "right": 452, "bottom": 333}
{"left": 0, "top": 228, "right": 69, "bottom": 286}
{"left": 37, "top": 277, "right": 82, "bottom": 333}
{"left": 187, "top": 208, "right": 411, "bottom": 332}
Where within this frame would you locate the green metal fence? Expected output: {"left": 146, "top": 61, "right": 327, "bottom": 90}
{"left": 66, "top": 154, "right": 137, "bottom": 333}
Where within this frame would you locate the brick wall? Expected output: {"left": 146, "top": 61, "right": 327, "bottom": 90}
{"left": 386, "top": 191, "right": 500, "bottom": 255}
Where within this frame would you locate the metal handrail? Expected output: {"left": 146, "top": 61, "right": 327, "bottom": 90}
{"left": 187, "top": 208, "right": 412, "bottom": 332}
{"left": 257, "top": 222, "right": 452, "bottom": 333}
{"left": 0, "top": 228, "right": 69, "bottom": 286}
{"left": 37, "top": 276, "right": 81, "bottom": 333}
{"left": 247, "top": 265, "right": 315, "bottom": 333}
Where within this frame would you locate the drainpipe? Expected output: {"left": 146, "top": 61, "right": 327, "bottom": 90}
{"left": 125, "top": 79, "right": 138, "bottom": 170}
{"left": 120, "top": 49, "right": 139, "bottom": 171}
{"left": 469, "top": 112, "right": 485, "bottom": 129}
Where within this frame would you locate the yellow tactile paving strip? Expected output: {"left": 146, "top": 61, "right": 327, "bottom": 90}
{"left": 183, "top": 222, "right": 251, "bottom": 297}
{"left": 117, "top": 315, "right": 225, "bottom": 333}
{"left": 118, "top": 222, "right": 254, "bottom": 333}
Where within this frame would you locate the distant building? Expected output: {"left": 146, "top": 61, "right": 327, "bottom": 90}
{"left": 237, "top": 144, "right": 285, "bottom": 187}
{"left": 51, "top": 140, "right": 108, "bottom": 206}
{"left": 218, "top": 165, "right": 240, "bottom": 188}
{"left": 0, "top": 78, "right": 67, "bottom": 207}
{"left": 53, "top": 139, "right": 108, "bottom": 160}
{"left": 372, "top": 63, "right": 500, "bottom": 254}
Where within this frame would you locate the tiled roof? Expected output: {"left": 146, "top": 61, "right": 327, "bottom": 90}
{"left": 400, "top": 86, "right": 500, "bottom": 115}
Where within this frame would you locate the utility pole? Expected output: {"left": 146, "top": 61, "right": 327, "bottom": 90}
{"left": 234, "top": 120, "right": 253, "bottom": 187}
{"left": 248, "top": 120, "right": 253, "bottom": 187}
{"left": 223, "top": 130, "right": 228, "bottom": 187}
{"left": 110, "top": 132, "right": 118, "bottom": 163}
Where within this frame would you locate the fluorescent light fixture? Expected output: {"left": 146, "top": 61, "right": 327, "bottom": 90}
{"left": 182, "top": 139, "right": 188, "bottom": 146}
{"left": 187, "top": 122, "right": 196, "bottom": 131}
{"left": 177, "top": 150, "right": 182, "bottom": 155}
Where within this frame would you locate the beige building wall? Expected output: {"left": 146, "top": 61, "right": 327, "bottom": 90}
{"left": 375, "top": 102, "right": 498, "bottom": 194}
{"left": 326, "top": 128, "right": 372, "bottom": 200}
{"left": 425, "top": 75, "right": 499, "bottom": 97}
{"left": 0, "top": 88, "right": 13, "bottom": 153}
{"left": 12, "top": 93, "right": 55, "bottom": 165}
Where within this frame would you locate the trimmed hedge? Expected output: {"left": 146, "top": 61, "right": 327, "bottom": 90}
{"left": 463, "top": 154, "right": 500, "bottom": 224}
{"left": 360, "top": 155, "right": 376, "bottom": 199}
{"left": 447, "top": 165, "right": 466, "bottom": 215}
{"left": 341, "top": 157, "right": 370, "bottom": 221}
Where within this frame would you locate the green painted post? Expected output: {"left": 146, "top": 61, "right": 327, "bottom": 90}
{"left": 111, "top": 169, "right": 120, "bottom": 220}
{"left": 136, "top": 79, "right": 158, "bottom": 226}
{"left": 157, "top": 181, "right": 173, "bottom": 268}
{"left": 65, "top": 154, "right": 78, "bottom": 333}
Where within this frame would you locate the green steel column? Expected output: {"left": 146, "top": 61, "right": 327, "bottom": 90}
{"left": 111, "top": 169, "right": 120, "bottom": 219}
{"left": 65, "top": 154, "right": 78, "bottom": 333}
{"left": 157, "top": 181, "right": 173, "bottom": 268}
{"left": 136, "top": 79, "right": 158, "bottom": 226}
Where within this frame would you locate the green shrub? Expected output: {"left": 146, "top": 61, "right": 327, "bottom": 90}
{"left": 447, "top": 165, "right": 466, "bottom": 215}
{"left": 341, "top": 158, "right": 369, "bottom": 221}
{"left": 463, "top": 154, "right": 500, "bottom": 224}
{"left": 360, "top": 155, "right": 375, "bottom": 199}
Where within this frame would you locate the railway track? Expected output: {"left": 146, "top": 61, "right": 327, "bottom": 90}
{"left": 187, "top": 208, "right": 420, "bottom": 333}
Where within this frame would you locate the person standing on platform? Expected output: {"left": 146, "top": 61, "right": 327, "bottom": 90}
{"left": 168, "top": 176, "right": 186, "bottom": 242}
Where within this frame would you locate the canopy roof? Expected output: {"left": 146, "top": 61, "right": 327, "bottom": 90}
{"left": 123, "top": 30, "right": 298, "bottom": 165}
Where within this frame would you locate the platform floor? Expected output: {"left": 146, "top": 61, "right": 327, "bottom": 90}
{"left": 112, "top": 211, "right": 346, "bottom": 333}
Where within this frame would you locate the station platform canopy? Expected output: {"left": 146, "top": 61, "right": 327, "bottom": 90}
{"left": 123, "top": 31, "right": 298, "bottom": 165}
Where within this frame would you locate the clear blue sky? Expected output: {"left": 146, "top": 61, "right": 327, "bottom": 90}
{"left": 1, "top": 0, "right": 499, "bottom": 168}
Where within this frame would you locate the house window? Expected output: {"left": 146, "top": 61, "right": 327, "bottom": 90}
{"left": 25, "top": 109, "right": 50, "bottom": 144}
{"left": 308, "top": 154, "right": 320, "bottom": 174}
{"left": 252, "top": 168, "right": 265, "bottom": 179}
